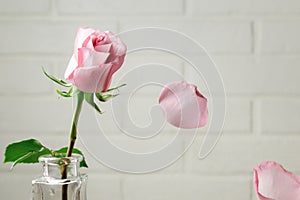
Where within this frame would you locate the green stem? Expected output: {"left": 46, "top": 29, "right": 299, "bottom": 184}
{"left": 66, "top": 91, "right": 84, "bottom": 157}
{"left": 61, "top": 91, "right": 84, "bottom": 200}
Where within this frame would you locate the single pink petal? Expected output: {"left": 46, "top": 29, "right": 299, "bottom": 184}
{"left": 95, "top": 63, "right": 114, "bottom": 92}
{"left": 64, "top": 54, "right": 77, "bottom": 80}
{"left": 94, "top": 43, "right": 112, "bottom": 53}
{"left": 105, "top": 31, "right": 127, "bottom": 56}
{"left": 254, "top": 161, "right": 300, "bottom": 200}
{"left": 74, "top": 27, "right": 95, "bottom": 59}
{"left": 158, "top": 81, "right": 208, "bottom": 129}
{"left": 102, "top": 54, "right": 125, "bottom": 91}
{"left": 90, "top": 51, "right": 110, "bottom": 66}
{"left": 78, "top": 48, "right": 109, "bottom": 68}
{"left": 73, "top": 63, "right": 112, "bottom": 93}
{"left": 77, "top": 48, "right": 91, "bottom": 67}
{"left": 100, "top": 31, "right": 111, "bottom": 44}
{"left": 111, "top": 39, "right": 127, "bottom": 56}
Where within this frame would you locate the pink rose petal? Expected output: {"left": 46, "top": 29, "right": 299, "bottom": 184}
{"left": 74, "top": 27, "right": 95, "bottom": 59}
{"left": 73, "top": 63, "right": 112, "bottom": 93}
{"left": 106, "top": 31, "right": 127, "bottom": 56}
{"left": 65, "top": 48, "right": 110, "bottom": 81}
{"left": 65, "top": 54, "right": 77, "bottom": 80}
{"left": 158, "top": 81, "right": 208, "bottom": 129}
{"left": 102, "top": 54, "right": 125, "bottom": 91}
{"left": 78, "top": 48, "right": 109, "bottom": 67}
{"left": 254, "top": 161, "right": 300, "bottom": 200}
{"left": 94, "top": 43, "right": 112, "bottom": 53}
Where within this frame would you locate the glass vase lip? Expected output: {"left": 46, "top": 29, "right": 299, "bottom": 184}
{"left": 39, "top": 154, "right": 83, "bottom": 165}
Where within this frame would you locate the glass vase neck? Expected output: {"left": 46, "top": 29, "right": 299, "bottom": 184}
{"left": 39, "top": 154, "right": 82, "bottom": 179}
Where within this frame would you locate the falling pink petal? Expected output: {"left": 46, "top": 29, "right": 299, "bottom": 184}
{"left": 254, "top": 161, "right": 300, "bottom": 200}
{"left": 159, "top": 81, "right": 208, "bottom": 129}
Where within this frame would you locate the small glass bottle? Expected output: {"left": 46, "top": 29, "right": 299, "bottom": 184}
{"left": 32, "top": 154, "right": 87, "bottom": 200}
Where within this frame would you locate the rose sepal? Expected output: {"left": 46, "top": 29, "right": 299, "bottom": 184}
{"left": 95, "top": 83, "right": 126, "bottom": 102}
{"left": 84, "top": 92, "right": 103, "bottom": 114}
{"left": 56, "top": 86, "right": 74, "bottom": 98}
{"left": 42, "top": 67, "right": 72, "bottom": 88}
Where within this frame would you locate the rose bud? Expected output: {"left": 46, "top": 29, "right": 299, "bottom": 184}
{"left": 65, "top": 27, "right": 126, "bottom": 93}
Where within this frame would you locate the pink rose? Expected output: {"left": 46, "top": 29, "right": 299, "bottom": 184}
{"left": 64, "top": 27, "right": 126, "bottom": 93}
{"left": 254, "top": 161, "right": 300, "bottom": 200}
{"left": 158, "top": 81, "right": 208, "bottom": 129}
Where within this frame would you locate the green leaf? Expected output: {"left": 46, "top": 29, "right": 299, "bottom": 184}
{"left": 3, "top": 139, "right": 51, "bottom": 168}
{"left": 3, "top": 139, "right": 88, "bottom": 168}
{"left": 42, "top": 67, "right": 72, "bottom": 88}
{"left": 54, "top": 147, "right": 88, "bottom": 168}
{"left": 84, "top": 93, "right": 103, "bottom": 114}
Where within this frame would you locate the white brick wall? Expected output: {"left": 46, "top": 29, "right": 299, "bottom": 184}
{"left": 0, "top": 0, "right": 50, "bottom": 14}
{"left": 57, "top": 0, "right": 184, "bottom": 15}
{"left": 0, "top": 0, "right": 300, "bottom": 200}
{"left": 187, "top": 0, "right": 300, "bottom": 15}
{"left": 261, "top": 20, "right": 300, "bottom": 53}
{"left": 120, "top": 20, "right": 253, "bottom": 53}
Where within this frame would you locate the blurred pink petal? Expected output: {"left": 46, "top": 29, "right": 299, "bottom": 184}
{"left": 158, "top": 81, "right": 208, "bottom": 129}
{"left": 254, "top": 161, "right": 300, "bottom": 200}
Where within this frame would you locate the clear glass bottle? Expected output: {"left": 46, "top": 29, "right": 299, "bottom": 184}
{"left": 32, "top": 154, "right": 87, "bottom": 200}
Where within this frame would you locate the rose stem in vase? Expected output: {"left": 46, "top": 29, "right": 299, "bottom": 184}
{"left": 61, "top": 91, "right": 84, "bottom": 200}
